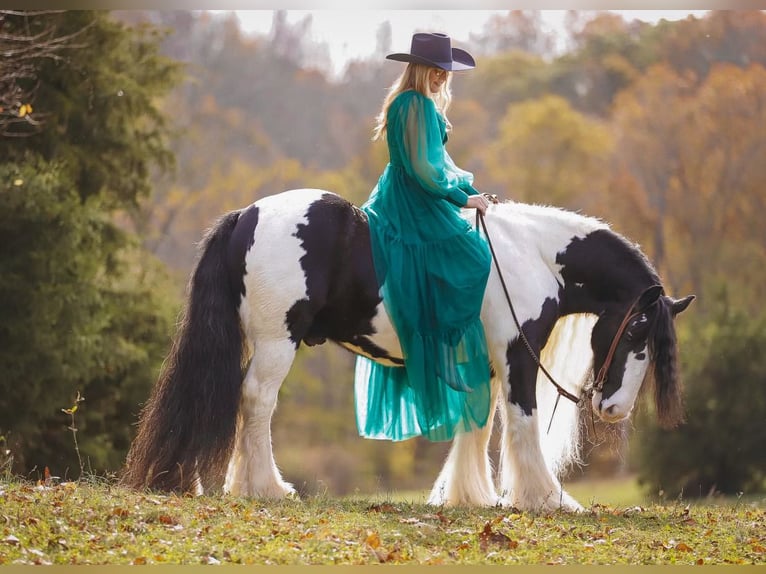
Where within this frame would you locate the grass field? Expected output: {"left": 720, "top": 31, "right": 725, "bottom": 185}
{"left": 0, "top": 476, "right": 763, "bottom": 565}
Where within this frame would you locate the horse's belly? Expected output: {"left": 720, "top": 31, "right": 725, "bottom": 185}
{"left": 340, "top": 302, "right": 404, "bottom": 366}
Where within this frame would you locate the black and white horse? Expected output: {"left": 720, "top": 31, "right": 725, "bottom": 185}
{"left": 122, "top": 188, "right": 693, "bottom": 512}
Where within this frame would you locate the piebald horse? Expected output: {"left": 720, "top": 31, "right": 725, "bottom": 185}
{"left": 122, "top": 188, "right": 693, "bottom": 512}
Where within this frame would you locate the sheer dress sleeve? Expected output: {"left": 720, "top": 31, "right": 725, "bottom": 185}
{"left": 400, "top": 93, "right": 478, "bottom": 207}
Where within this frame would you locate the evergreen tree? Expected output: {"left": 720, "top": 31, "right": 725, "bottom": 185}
{"left": 634, "top": 298, "right": 766, "bottom": 498}
{"left": 0, "top": 11, "right": 182, "bottom": 477}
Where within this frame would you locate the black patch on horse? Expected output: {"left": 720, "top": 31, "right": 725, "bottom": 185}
{"left": 556, "top": 229, "right": 659, "bottom": 306}
{"left": 227, "top": 204, "right": 259, "bottom": 300}
{"left": 506, "top": 296, "right": 561, "bottom": 415}
{"left": 286, "top": 194, "right": 403, "bottom": 365}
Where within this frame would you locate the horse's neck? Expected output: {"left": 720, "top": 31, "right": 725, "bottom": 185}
{"left": 485, "top": 201, "right": 607, "bottom": 269}
{"left": 483, "top": 202, "right": 656, "bottom": 312}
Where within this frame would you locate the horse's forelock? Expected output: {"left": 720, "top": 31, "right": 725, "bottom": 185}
{"left": 649, "top": 298, "right": 685, "bottom": 428}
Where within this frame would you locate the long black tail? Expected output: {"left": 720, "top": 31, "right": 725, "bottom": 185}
{"left": 122, "top": 211, "right": 245, "bottom": 492}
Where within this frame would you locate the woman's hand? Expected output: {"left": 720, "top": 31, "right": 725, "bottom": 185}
{"left": 465, "top": 194, "right": 490, "bottom": 215}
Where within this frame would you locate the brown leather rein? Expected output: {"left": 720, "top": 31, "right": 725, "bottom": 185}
{"left": 475, "top": 201, "right": 661, "bottom": 422}
{"left": 591, "top": 290, "right": 660, "bottom": 394}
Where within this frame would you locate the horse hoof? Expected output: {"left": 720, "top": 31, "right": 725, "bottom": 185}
{"left": 496, "top": 491, "right": 583, "bottom": 514}
{"left": 427, "top": 491, "right": 501, "bottom": 508}
{"left": 550, "top": 491, "right": 584, "bottom": 513}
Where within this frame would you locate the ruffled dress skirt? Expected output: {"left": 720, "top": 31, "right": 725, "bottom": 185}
{"left": 354, "top": 163, "right": 492, "bottom": 442}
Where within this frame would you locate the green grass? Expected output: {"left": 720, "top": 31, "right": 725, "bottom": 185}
{"left": 565, "top": 475, "right": 646, "bottom": 508}
{"left": 0, "top": 477, "right": 764, "bottom": 565}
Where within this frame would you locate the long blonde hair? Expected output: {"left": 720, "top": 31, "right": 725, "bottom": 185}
{"left": 372, "top": 63, "right": 453, "bottom": 141}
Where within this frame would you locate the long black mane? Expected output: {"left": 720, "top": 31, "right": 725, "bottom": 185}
{"left": 649, "top": 296, "right": 685, "bottom": 428}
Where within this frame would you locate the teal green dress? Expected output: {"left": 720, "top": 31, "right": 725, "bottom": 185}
{"left": 355, "top": 90, "right": 492, "bottom": 442}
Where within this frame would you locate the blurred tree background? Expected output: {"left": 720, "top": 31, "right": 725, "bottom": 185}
{"left": 1, "top": 9, "right": 764, "bottom": 499}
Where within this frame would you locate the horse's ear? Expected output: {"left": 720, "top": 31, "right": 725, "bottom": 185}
{"left": 670, "top": 294, "right": 695, "bottom": 316}
{"left": 638, "top": 285, "right": 663, "bottom": 310}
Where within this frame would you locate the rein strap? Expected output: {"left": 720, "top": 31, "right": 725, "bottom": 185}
{"left": 593, "top": 285, "right": 661, "bottom": 393}
{"left": 477, "top": 210, "right": 581, "bottom": 406}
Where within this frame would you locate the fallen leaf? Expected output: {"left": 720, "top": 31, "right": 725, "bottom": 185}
{"left": 421, "top": 512, "right": 451, "bottom": 524}
{"left": 3, "top": 535, "right": 20, "bottom": 545}
{"left": 675, "top": 542, "right": 693, "bottom": 552}
{"left": 478, "top": 521, "right": 514, "bottom": 551}
{"left": 374, "top": 544, "right": 402, "bottom": 563}
{"left": 367, "top": 503, "right": 398, "bottom": 513}
{"left": 133, "top": 557, "right": 147, "bottom": 565}
{"left": 365, "top": 530, "right": 381, "bottom": 549}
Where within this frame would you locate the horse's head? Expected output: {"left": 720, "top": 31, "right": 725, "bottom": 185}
{"left": 590, "top": 285, "right": 695, "bottom": 428}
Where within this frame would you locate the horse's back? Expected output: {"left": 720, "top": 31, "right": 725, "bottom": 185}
{"left": 235, "top": 189, "right": 382, "bottom": 350}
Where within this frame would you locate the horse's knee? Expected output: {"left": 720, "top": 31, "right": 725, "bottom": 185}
{"left": 240, "top": 340, "right": 294, "bottom": 404}
{"left": 241, "top": 375, "right": 280, "bottom": 406}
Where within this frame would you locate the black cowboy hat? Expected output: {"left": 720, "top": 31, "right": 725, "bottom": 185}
{"left": 386, "top": 32, "right": 476, "bottom": 71}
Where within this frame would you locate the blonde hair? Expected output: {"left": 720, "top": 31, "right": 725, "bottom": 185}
{"left": 372, "top": 63, "right": 453, "bottom": 141}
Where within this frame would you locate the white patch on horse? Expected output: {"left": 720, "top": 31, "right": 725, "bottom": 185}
{"left": 593, "top": 348, "right": 649, "bottom": 423}
{"left": 238, "top": 188, "right": 326, "bottom": 341}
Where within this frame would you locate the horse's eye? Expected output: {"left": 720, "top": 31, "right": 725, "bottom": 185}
{"left": 625, "top": 313, "right": 648, "bottom": 341}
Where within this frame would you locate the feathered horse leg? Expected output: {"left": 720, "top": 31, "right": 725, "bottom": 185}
{"left": 428, "top": 377, "right": 500, "bottom": 507}
{"left": 225, "top": 338, "right": 296, "bottom": 498}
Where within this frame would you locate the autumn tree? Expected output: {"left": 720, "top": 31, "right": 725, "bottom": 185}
{"left": 483, "top": 94, "right": 613, "bottom": 208}
{"left": 676, "top": 63, "right": 766, "bottom": 308}
{"left": 550, "top": 12, "right": 652, "bottom": 117}
{"left": 611, "top": 62, "right": 766, "bottom": 308}
{"left": 457, "top": 51, "right": 551, "bottom": 131}
{"left": 609, "top": 64, "right": 695, "bottom": 286}
{"left": 657, "top": 10, "right": 766, "bottom": 81}
{"left": 468, "top": 10, "right": 555, "bottom": 58}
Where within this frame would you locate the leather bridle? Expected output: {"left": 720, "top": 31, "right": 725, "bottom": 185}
{"left": 592, "top": 286, "right": 661, "bottom": 395}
